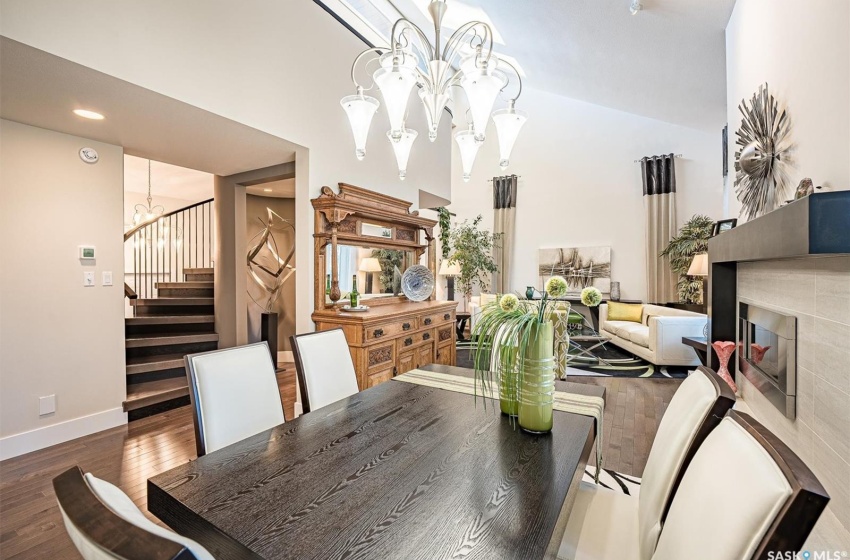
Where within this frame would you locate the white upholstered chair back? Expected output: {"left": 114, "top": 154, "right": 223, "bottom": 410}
{"left": 291, "top": 328, "right": 359, "bottom": 412}
{"left": 636, "top": 368, "right": 723, "bottom": 560}
{"left": 652, "top": 415, "right": 794, "bottom": 560}
{"left": 54, "top": 466, "right": 214, "bottom": 560}
{"left": 185, "top": 342, "right": 285, "bottom": 456}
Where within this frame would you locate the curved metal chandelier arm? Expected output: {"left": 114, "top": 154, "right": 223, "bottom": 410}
{"left": 389, "top": 18, "right": 434, "bottom": 62}
{"left": 442, "top": 20, "right": 493, "bottom": 66}
{"left": 349, "top": 46, "right": 390, "bottom": 92}
{"left": 496, "top": 56, "right": 523, "bottom": 102}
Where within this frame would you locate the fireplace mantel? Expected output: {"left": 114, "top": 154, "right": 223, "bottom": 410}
{"left": 705, "top": 191, "right": 850, "bottom": 370}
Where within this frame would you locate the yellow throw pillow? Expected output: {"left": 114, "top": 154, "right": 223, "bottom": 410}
{"left": 607, "top": 302, "right": 643, "bottom": 323}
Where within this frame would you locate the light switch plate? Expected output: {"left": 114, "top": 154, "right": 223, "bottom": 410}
{"left": 39, "top": 395, "right": 56, "bottom": 416}
{"left": 83, "top": 271, "right": 95, "bottom": 287}
{"left": 102, "top": 271, "right": 113, "bottom": 286}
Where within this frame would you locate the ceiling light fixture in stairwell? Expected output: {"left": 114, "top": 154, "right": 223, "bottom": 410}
{"left": 340, "top": 0, "right": 526, "bottom": 181}
{"left": 629, "top": 0, "right": 643, "bottom": 15}
{"left": 132, "top": 160, "right": 164, "bottom": 226}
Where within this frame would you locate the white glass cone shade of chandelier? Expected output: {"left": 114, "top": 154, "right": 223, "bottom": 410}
{"left": 460, "top": 68, "right": 507, "bottom": 142}
{"left": 340, "top": 94, "right": 380, "bottom": 160}
{"left": 419, "top": 59, "right": 452, "bottom": 141}
{"left": 455, "top": 128, "right": 480, "bottom": 182}
{"left": 387, "top": 128, "right": 417, "bottom": 180}
{"left": 492, "top": 106, "right": 527, "bottom": 169}
{"left": 373, "top": 52, "right": 419, "bottom": 142}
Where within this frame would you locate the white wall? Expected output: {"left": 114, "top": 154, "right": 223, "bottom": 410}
{"left": 0, "top": 0, "right": 453, "bottom": 338}
{"left": 448, "top": 87, "right": 723, "bottom": 302}
{"left": 725, "top": 0, "right": 850, "bottom": 219}
{"left": 0, "top": 120, "right": 126, "bottom": 459}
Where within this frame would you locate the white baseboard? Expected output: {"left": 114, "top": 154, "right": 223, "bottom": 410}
{"left": 277, "top": 350, "right": 294, "bottom": 363}
{"left": 0, "top": 407, "right": 127, "bottom": 461}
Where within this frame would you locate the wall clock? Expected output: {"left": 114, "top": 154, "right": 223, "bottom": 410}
{"left": 734, "top": 83, "right": 791, "bottom": 220}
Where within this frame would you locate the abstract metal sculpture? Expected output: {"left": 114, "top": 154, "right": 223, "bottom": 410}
{"left": 734, "top": 83, "right": 792, "bottom": 220}
{"left": 247, "top": 208, "right": 295, "bottom": 312}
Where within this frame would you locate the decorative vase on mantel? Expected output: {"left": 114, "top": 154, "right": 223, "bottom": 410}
{"left": 610, "top": 282, "right": 621, "bottom": 302}
{"left": 711, "top": 340, "right": 737, "bottom": 392}
{"left": 518, "top": 321, "right": 556, "bottom": 434}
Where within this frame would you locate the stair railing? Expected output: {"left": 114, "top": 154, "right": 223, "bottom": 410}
{"left": 123, "top": 198, "right": 214, "bottom": 300}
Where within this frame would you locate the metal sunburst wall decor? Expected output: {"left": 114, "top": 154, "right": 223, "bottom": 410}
{"left": 734, "top": 83, "right": 792, "bottom": 220}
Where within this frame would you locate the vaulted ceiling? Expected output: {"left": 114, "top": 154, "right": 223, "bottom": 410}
{"left": 334, "top": 0, "right": 736, "bottom": 131}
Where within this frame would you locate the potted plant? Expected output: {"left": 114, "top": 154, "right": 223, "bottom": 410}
{"left": 447, "top": 215, "right": 500, "bottom": 310}
{"left": 471, "top": 276, "right": 568, "bottom": 434}
{"left": 660, "top": 214, "right": 715, "bottom": 304}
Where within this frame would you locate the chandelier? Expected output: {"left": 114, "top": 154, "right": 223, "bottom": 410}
{"left": 132, "top": 159, "right": 164, "bottom": 225}
{"left": 340, "top": 0, "right": 526, "bottom": 181}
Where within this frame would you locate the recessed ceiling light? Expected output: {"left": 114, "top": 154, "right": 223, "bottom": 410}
{"left": 263, "top": 188, "right": 273, "bottom": 192}
{"left": 73, "top": 109, "right": 105, "bottom": 120}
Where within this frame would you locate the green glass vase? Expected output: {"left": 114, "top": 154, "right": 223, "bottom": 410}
{"left": 518, "top": 321, "right": 555, "bottom": 434}
{"left": 498, "top": 344, "right": 518, "bottom": 416}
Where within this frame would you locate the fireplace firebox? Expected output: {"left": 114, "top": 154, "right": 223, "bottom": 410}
{"left": 739, "top": 302, "right": 797, "bottom": 419}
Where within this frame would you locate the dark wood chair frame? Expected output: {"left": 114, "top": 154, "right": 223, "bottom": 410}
{"left": 53, "top": 466, "right": 197, "bottom": 560}
{"left": 290, "top": 327, "right": 351, "bottom": 414}
{"left": 723, "top": 410, "right": 830, "bottom": 559}
{"left": 660, "top": 365, "right": 737, "bottom": 522}
{"left": 184, "top": 341, "right": 285, "bottom": 457}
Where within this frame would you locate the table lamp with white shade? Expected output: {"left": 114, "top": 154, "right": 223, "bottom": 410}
{"left": 688, "top": 253, "right": 709, "bottom": 303}
{"left": 359, "top": 257, "right": 382, "bottom": 294}
{"left": 439, "top": 260, "right": 461, "bottom": 301}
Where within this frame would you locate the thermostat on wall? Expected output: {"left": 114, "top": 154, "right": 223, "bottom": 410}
{"left": 79, "top": 147, "right": 99, "bottom": 163}
{"left": 79, "top": 245, "right": 96, "bottom": 259}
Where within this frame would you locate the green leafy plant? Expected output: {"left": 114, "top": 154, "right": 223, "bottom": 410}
{"left": 660, "top": 214, "right": 715, "bottom": 304}
{"left": 471, "top": 279, "right": 566, "bottom": 413}
{"left": 437, "top": 206, "right": 452, "bottom": 259}
{"left": 447, "top": 215, "right": 500, "bottom": 304}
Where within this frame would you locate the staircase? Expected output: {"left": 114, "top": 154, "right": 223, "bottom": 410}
{"left": 123, "top": 267, "right": 217, "bottom": 419}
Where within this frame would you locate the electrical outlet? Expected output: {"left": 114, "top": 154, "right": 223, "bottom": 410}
{"left": 83, "top": 271, "right": 95, "bottom": 287}
{"left": 39, "top": 395, "right": 56, "bottom": 416}
{"left": 102, "top": 271, "right": 113, "bottom": 286}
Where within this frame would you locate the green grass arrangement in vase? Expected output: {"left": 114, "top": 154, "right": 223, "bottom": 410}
{"left": 660, "top": 214, "right": 714, "bottom": 304}
{"left": 471, "top": 276, "right": 569, "bottom": 434}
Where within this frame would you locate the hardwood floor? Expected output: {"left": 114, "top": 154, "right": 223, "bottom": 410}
{"left": 0, "top": 369, "right": 680, "bottom": 559}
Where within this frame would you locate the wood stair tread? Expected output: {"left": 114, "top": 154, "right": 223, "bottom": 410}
{"left": 126, "top": 353, "right": 187, "bottom": 375}
{"left": 125, "top": 332, "right": 219, "bottom": 348}
{"left": 125, "top": 315, "right": 214, "bottom": 325}
{"left": 155, "top": 281, "right": 213, "bottom": 288}
{"left": 182, "top": 267, "right": 213, "bottom": 274}
{"left": 123, "top": 377, "right": 189, "bottom": 411}
{"left": 130, "top": 298, "right": 213, "bottom": 306}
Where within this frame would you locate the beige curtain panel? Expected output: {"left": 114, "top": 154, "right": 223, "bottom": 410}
{"left": 641, "top": 155, "right": 678, "bottom": 305}
{"left": 492, "top": 175, "right": 518, "bottom": 294}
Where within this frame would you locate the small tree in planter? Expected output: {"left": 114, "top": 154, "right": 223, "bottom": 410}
{"left": 661, "top": 214, "right": 715, "bottom": 304}
{"left": 448, "top": 215, "right": 500, "bottom": 308}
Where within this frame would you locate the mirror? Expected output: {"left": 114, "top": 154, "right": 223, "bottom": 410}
{"left": 325, "top": 245, "right": 419, "bottom": 301}
{"left": 362, "top": 222, "right": 392, "bottom": 239}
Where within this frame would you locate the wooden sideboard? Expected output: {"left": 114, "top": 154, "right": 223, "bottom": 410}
{"left": 313, "top": 301, "right": 457, "bottom": 390}
{"left": 311, "top": 183, "right": 457, "bottom": 390}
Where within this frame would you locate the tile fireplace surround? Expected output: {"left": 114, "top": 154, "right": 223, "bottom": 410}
{"left": 707, "top": 192, "right": 850, "bottom": 550}
{"left": 738, "top": 257, "right": 849, "bottom": 550}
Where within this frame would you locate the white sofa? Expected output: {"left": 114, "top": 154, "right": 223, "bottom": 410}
{"left": 468, "top": 293, "right": 497, "bottom": 333}
{"left": 599, "top": 303, "right": 707, "bottom": 366}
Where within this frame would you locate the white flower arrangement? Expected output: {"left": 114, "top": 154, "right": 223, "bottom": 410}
{"left": 544, "top": 276, "right": 568, "bottom": 298}
{"left": 499, "top": 293, "right": 519, "bottom": 312}
{"left": 580, "top": 286, "right": 602, "bottom": 307}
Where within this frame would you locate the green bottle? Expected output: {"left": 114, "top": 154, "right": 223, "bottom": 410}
{"left": 325, "top": 274, "right": 331, "bottom": 295}
{"left": 350, "top": 274, "right": 360, "bottom": 308}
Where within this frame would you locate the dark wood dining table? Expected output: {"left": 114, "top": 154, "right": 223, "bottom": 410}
{"left": 148, "top": 364, "right": 605, "bottom": 560}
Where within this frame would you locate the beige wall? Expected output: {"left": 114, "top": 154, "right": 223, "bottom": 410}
{"left": 0, "top": 120, "right": 126, "bottom": 459}
{"left": 0, "top": 0, "right": 453, "bottom": 339}
{"left": 725, "top": 0, "right": 850, "bottom": 219}
{"left": 737, "top": 256, "right": 850, "bottom": 549}
{"left": 246, "top": 195, "right": 296, "bottom": 351}
{"left": 448, "top": 87, "right": 723, "bottom": 303}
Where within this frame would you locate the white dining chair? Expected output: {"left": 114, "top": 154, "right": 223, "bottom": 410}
{"left": 290, "top": 328, "right": 360, "bottom": 413}
{"left": 185, "top": 342, "right": 285, "bottom": 456}
{"left": 652, "top": 411, "right": 828, "bottom": 559}
{"left": 559, "top": 366, "right": 736, "bottom": 560}
{"left": 54, "top": 466, "right": 214, "bottom": 560}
